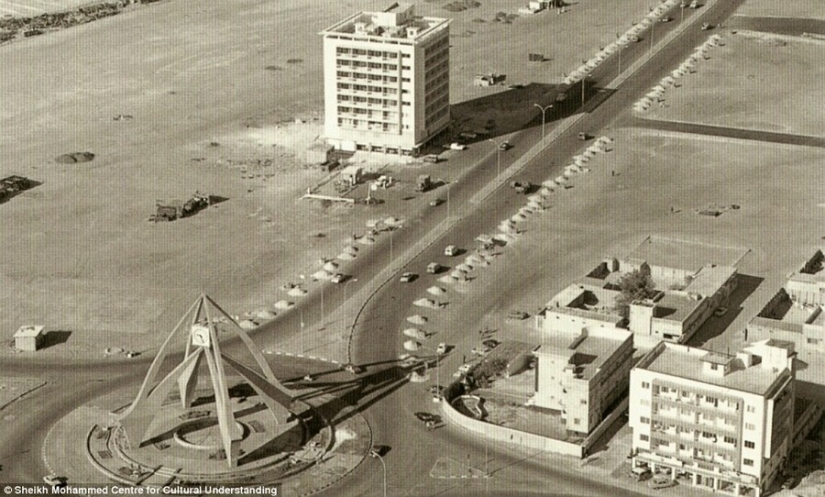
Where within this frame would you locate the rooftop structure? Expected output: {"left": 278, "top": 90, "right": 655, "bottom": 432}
{"left": 320, "top": 4, "right": 451, "bottom": 155}
{"left": 14, "top": 325, "right": 45, "bottom": 352}
{"left": 532, "top": 326, "right": 633, "bottom": 434}
{"left": 747, "top": 250, "right": 825, "bottom": 358}
{"left": 629, "top": 340, "right": 795, "bottom": 497}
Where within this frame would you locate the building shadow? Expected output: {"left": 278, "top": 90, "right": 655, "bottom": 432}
{"left": 688, "top": 274, "right": 764, "bottom": 347}
{"left": 40, "top": 330, "right": 72, "bottom": 349}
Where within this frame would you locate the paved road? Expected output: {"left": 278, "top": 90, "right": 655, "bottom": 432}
{"left": 0, "top": 0, "right": 753, "bottom": 491}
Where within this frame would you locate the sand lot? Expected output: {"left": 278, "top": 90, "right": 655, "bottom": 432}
{"left": 734, "top": 0, "right": 825, "bottom": 20}
{"left": 0, "top": 0, "right": 659, "bottom": 358}
{"left": 643, "top": 32, "right": 825, "bottom": 136}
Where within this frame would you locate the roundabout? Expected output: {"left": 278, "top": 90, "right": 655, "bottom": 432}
{"left": 40, "top": 296, "right": 374, "bottom": 494}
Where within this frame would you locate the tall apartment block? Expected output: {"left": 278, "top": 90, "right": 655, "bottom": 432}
{"left": 319, "top": 3, "right": 451, "bottom": 155}
{"left": 629, "top": 340, "right": 796, "bottom": 496}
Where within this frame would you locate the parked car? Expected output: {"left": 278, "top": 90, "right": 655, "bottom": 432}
{"left": 429, "top": 198, "right": 444, "bottom": 207}
{"left": 578, "top": 132, "right": 591, "bottom": 141}
{"left": 444, "top": 245, "right": 459, "bottom": 257}
{"left": 400, "top": 272, "right": 417, "bottom": 283}
{"left": 701, "top": 22, "right": 711, "bottom": 31}
{"left": 482, "top": 339, "right": 500, "bottom": 349}
{"left": 713, "top": 307, "right": 728, "bottom": 317}
{"left": 343, "top": 363, "right": 363, "bottom": 374}
{"left": 507, "top": 310, "right": 529, "bottom": 320}
{"left": 43, "top": 475, "right": 67, "bottom": 489}
{"left": 647, "top": 475, "right": 676, "bottom": 489}
{"left": 498, "top": 140, "right": 512, "bottom": 151}
{"left": 628, "top": 467, "right": 652, "bottom": 481}
{"left": 331, "top": 273, "right": 348, "bottom": 284}
{"left": 781, "top": 475, "right": 800, "bottom": 490}
{"left": 436, "top": 343, "right": 448, "bottom": 355}
{"left": 458, "top": 363, "right": 473, "bottom": 374}
{"left": 449, "top": 143, "right": 468, "bottom": 151}
{"left": 659, "top": 15, "right": 671, "bottom": 22}
{"left": 689, "top": 0, "right": 699, "bottom": 8}
{"left": 427, "top": 262, "right": 442, "bottom": 274}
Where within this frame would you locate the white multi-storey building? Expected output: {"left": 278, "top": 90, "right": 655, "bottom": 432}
{"left": 629, "top": 340, "right": 796, "bottom": 497}
{"left": 320, "top": 3, "right": 451, "bottom": 155}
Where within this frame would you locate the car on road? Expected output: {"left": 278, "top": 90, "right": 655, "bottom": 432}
{"left": 713, "top": 307, "right": 728, "bottom": 317}
{"left": 400, "top": 356, "right": 420, "bottom": 368}
{"left": 448, "top": 143, "right": 468, "bottom": 151}
{"left": 444, "top": 245, "right": 459, "bottom": 257}
{"left": 498, "top": 140, "right": 512, "bottom": 151}
{"left": 436, "top": 343, "right": 448, "bottom": 354}
{"left": 429, "top": 198, "right": 444, "bottom": 207}
{"left": 427, "top": 262, "right": 442, "bottom": 274}
{"left": 509, "top": 181, "right": 531, "bottom": 194}
{"left": 43, "top": 475, "right": 67, "bottom": 489}
{"left": 701, "top": 22, "right": 711, "bottom": 31}
{"left": 659, "top": 16, "right": 671, "bottom": 23}
{"left": 689, "top": 0, "right": 699, "bottom": 8}
{"left": 647, "top": 475, "right": 676, "bottom": 489}
{"left": 331, "top": 273, "right": 349, "bottom": 284}
{"left": 578, "top": 132, "right": 591, "bottom": 141}
{"left": 343, "top": 363, "right": 363, "bottom": 374}
{"left": 400, "top": 272, "right": 417, "bottom": 283}
{"left": 482, "top": 339, "right": 500, "bottom": 349}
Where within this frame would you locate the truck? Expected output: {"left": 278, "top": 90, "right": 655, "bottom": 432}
{"left": 416, "top": 174, "right": 432, "bottom": 192}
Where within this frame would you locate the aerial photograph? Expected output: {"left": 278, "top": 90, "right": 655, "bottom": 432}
{"left": 1, "top": 0, "right": 825, "bottom": 495}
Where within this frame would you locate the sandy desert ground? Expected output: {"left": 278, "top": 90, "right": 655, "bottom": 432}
{"left": 0, "top": 0, "right": 657, "bottom": 358}
{"left": 644, "top": 33, "right": 825, "bottom": 135}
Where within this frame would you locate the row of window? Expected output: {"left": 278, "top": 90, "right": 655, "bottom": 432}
{"left": 641, "top": 382, "right": 757, "bottom": 413}
{"left": 336, "top": 71, "right": 409, "bottom": 83}
{"left": 337, "top": 60, "right": 399, "bottom": 71}
{"left": 335, "top": 48, "right": 410, "bottom": 58}
{"left": 336, "top": 83, "right": 403, "bottom": 96}
{"left": 336, "top": 118, "right": 403, "bottom": 133}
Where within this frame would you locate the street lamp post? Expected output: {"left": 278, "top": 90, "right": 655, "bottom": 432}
{"left": 370, "top": 449, "right": 387, "bottom": 497}
{"left": 581, "top": 74, "right": 589, "bottom": 107}
{"left": 649, "top": 9, "right": 655, "bottom": 52}
{"left": 533, "top": 103, "right": 553, "bottom": 144}
{"left": 487, "top": 138, "right": 503, "bottom": 177}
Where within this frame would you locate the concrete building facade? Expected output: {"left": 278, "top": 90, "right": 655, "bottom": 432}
{"left": 320, "top": 3, "right": 451, "bottom": 155}
{"left": 629, "top": 340, "right": 796, "bottom": 497}
{"left": 532, "top": 326, "right": 634, "bottom": 435}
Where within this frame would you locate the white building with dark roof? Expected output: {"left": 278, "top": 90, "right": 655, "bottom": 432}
{"left": 629, "top": 340, "right": 796, "bottom": 496}
{"left": 320, "top": 3, "right": 451, "bottom": 155}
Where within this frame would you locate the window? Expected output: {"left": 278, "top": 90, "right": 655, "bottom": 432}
{"left": 642, "top": 381, "right": 650, "bottom": 389}
{"left": 641, "top": 399, "right": 650, "bottom": 406}
{"left": 640, "top": 434, "right": 649, "bottom": 442}
{"left": 580, "top": 399, "right": 587, "bottom": 405}
{"left": 723, "top": 436, "right": 736, "bottom": 445}
{"left": 711, "top": 364, "right": 719, "bottom": 370}
{"left": 807, "top": 338, "right": 821, "bottom": 345}
{"left": 640, "top": 417, "right": 650, "bottom": 424}
{"left": 745, "top": 441, "right": 755, "bottom": 449}
{"left": 745, "top": 423, "right": 755, "bottom": 430}
{"left": 661, "top": 386, "right": 669, "bottom": 393}
{"left": 679, "top": 444, "right": 686, "bottom": 450}
{"left": 744, "top": 458, "right": 754, "bottom": 466}
{"left": 573, "top": 418, "right": 581, "bottom": 426}
{"left": 747, "top": 405, "right": 755, "bottom": 413}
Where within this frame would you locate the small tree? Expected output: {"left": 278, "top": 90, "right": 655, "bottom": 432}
{"left": 614, "top": 270, "right": 657, "bottom": 318}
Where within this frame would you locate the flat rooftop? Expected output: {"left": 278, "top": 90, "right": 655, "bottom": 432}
{"left": 651, "top": 292, "right": 699, "bottom": 323}
{"left": 626, "top": 236, "right": 749, "bottom": 272}
{"left": 544, "top": 283, "right": 622, "bottom": 319}
{"left": 640, "top": 343, "right": 787, "bottom": 396}
{"left": 321, "top": 4, "right": 450, "bottom": 43}
{"left": 684, "top": 264, "right": 737, "bottom": 297}
{"left": 537, "top": 328, "right": 630, "bottom": 381}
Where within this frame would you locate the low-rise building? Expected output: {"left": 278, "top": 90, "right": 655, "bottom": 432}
{"left": 14, "top": 325, "right": 45, "bottom": 351}
{"left": 532, "top": 325, "right": 633, "bottom": 434}
{"left": 536, "top": 256, "right": 737, "bottom": 344}
{"left": 747, "top": 250, "right": 825, "bottom": 356}
{"left": 629, "top": 340, "right": 796, "bottom": 497}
